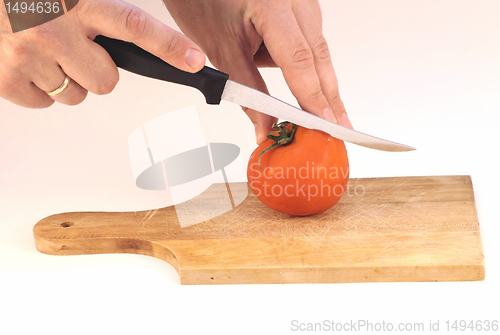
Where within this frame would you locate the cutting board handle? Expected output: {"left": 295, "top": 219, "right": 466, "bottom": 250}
{"left": 34, "top": 210, "right": 180, "bottom": 271}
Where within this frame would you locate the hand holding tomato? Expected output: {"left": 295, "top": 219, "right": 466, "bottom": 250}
{"left": 247, "top": 122, "right": 349, "bottom": 216}
{"left": 164, "top": 0, "right": 352, "bottom": 143}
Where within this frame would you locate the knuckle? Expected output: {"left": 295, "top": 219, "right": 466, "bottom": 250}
{"left": 330, "top": 91, "right": 342, "bottom": 104}
{"left": 249, "top": 0, "right": 275, "bottom": 29}
{"left": 330, "top": 92, "right": 346, "bottom": 112}
{"left": 14, "top": 55, "right": 30, "bottom": 69}
{"left": 291, "top": 45, "right": 314, "bottom": 69}
{"left": 307, "top": 87, "right": 324, "bottom": 101}
{"left": 121, "top": 6, "right": 148, "bottom": 37}
{"left": 75, "top": 0, "right": 91, "bottom": 16}
{"left": 249, "top": 1, "right": 267, "bottom": 20}
{"left": 160, "top": 33, "right": 180, "bottom": 56}
{"left": 30, "top": 25, "right": 55, "bottom": 42}
{"left": 28, "top": 25, "right": 64, "bottom": 50}
{"left": 312, "top": 38, "right": 331, "bottom": 62}
{"left": 3, "top": 41, "right": 30, "bottom": 67}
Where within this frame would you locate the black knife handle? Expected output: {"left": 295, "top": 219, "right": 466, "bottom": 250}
{"left": 94, "top": 35, "right": 229, "bottom": 105}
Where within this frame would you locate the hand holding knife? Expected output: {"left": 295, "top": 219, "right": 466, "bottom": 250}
{"left": 95, "top": 36, "right": 414, "bottom": 152}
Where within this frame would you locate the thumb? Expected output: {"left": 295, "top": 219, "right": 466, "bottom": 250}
{"left": 82, "top": 0, "right": 205, "bottom": 73}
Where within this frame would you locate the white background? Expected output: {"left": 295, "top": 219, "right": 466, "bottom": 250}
{"left": 1, "top": 0, "right": 499, "bottom": 334}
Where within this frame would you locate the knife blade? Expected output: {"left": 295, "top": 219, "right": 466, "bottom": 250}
{"left": 221, "top": 80, "right": 413, "bottom": 152}
{"left": 95, "top": 36, "right": 414, "bottom": 152}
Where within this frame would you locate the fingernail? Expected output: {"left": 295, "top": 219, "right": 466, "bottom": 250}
{"left": 185, "top": 49, "right": 205, "bottom": 70}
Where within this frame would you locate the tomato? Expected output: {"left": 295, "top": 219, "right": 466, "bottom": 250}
{"left": 247, "top": 122, "right": 349, "bottom": 216}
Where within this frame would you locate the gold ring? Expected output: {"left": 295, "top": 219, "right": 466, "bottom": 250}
{"left": 47, "top": 76, "right": 70, "bottom": 97}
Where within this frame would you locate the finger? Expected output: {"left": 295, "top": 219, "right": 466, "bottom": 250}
{"left": 56, "top": 36, "right": 119, "bottom": 96}
{"left": 32, "top": 62, "right": 88, "bottom": 105}
{"left": 292, "top": 0, "right": 352, "bottom": 128}
{"left": 210, "top": 49, "right": 276, "bottom": 144}
{"left": 82, "top": 0, "right": 205, "bottom": 73}
{"left": 253, "top": 43, "right": 277, "bottom": 68}
{"left": 0, "top": 36, "right": 52, "bottom": 108}
{"left": 252, "top": 3, "right": 334, "bottom": 121}
{"left": 233, "top": 64, "right": 276, "bottom": 144}
{"left": 0, "top": 76, "right": 54, "bottom": 108}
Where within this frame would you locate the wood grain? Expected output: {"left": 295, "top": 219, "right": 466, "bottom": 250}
{"left": 34, "top": 175, "right": 484, "bottom": 284}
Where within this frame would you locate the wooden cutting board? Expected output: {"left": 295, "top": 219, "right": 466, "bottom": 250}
{"left": 34, "top": 175, "right": 484, "bottom": 284}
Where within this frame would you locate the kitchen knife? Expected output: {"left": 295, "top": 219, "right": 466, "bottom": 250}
{"left": 95, "top": 36, "right": 414, "bottom": 152}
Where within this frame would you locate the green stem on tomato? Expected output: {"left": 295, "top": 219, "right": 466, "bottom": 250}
{"left": 258, "top": 122, "right": 298, "bottom": 166}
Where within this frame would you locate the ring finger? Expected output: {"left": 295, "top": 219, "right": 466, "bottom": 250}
{"left": 32, "top": 62, "right": 88, "bottom": 105}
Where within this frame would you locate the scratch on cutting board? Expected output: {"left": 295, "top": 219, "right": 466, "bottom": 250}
{"left": 140, "top": 209, "right": 158, "bottom": 226}
{"left": 340, "top": 178, "right": 409, "bottom": 232}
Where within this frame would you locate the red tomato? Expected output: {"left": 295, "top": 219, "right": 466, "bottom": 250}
{"left": 247, "top": 122, "right": 349, "bottom": 216}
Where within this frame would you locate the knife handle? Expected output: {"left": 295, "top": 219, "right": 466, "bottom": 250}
{"left": 94, "top": 35, "right": 229, "bottom": 105}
